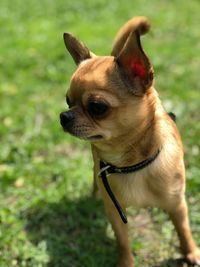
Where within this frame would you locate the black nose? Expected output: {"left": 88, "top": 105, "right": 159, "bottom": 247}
{"left": 60, "top": 111, "right": 75, "bottom": 128}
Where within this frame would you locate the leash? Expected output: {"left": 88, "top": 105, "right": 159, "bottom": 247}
{"left": 99, "top": 149, "right": 160, "bottom": 224}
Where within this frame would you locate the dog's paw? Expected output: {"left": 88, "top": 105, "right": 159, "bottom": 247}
{"left": 186, "top": 248, "right": 200, "bottom": 266}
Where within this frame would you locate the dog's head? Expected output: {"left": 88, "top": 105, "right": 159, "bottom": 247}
{"left": 60, "top": 17, "right": 154, "bottom": 144}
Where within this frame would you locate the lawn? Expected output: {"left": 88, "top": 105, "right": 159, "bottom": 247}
{"left": 0, "top": 0, "right": 200, "bottom": 266}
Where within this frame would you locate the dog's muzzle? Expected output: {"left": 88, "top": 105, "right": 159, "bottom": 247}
{"left": 60, "top": 111, "right": 75, "bottom": 131}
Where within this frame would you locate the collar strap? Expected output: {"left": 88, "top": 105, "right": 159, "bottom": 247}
{"left": 99, "top": 149, "right": 160, "bottom": 224}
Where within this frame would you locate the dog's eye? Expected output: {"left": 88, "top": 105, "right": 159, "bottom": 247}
{"left": 66, "top": 96, "right": 72, "bottom": 108}
{"left": 87, "top": 100, "right": 109, "bottom": 118}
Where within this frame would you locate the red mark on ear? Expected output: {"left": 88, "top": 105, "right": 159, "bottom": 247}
{"left": 130, "top": 60, "right": 146, "bottom": 79}
{"left": 125, "top": 58, "right": 146, "bottom": 79}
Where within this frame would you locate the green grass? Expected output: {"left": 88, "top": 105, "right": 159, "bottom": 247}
{"left": 0, "top": 0, "right": 200, "bottom": 266}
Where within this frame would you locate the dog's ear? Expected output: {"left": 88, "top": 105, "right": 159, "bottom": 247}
{"left": 116, "top": 31, "right": 153, "bottom": 95}
{"left": 63, "top": 33, "right": 95, "bottom": 65}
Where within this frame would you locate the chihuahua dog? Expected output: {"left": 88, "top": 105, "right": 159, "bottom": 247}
{"left": 60, "top": 17, "right": 200, "bottom": 267}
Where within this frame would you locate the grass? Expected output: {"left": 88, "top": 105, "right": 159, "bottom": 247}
{"left": 0, "top": 0, "right": 200, "bottom": 266}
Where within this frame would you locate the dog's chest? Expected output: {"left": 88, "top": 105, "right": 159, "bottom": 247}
{"left": 107, "top": 171, "right": 157, "bottom": 208}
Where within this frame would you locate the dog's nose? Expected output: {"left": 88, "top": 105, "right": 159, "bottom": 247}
{"left": 60, "top": 111, "right": 75, "bottom": 128}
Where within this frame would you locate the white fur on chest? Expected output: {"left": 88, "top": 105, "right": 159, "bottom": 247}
{"left": 107, "top": 169, "right": 156, "bottom": 208}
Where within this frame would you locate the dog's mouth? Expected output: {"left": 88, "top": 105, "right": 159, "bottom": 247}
{"left": 87, "top": 135, "right": 103, "bottom": 141}
{"left": 62, "top": 130, "right": 103, "bottom": 141}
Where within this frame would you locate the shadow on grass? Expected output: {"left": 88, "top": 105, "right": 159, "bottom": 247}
{"left": 25, "top": 196, "right": 116, "bottom": 267}
{"left": 24, "top": 197, "right": 194, "bottom": 267}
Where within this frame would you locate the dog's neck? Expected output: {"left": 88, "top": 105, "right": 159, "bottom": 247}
{"left": 93, "top": 112, "right": 160, "bottom": 167}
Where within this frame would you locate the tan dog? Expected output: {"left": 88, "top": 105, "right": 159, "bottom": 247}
{"left": 60, "top": 17, "right": 200, "bottom": 267}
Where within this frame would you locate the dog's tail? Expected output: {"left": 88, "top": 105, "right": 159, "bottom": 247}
{"left": 111, "top": 16, "right": 151, "bottom": 57}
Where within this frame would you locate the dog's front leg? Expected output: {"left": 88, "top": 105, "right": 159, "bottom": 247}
{"left": 98, "top": 183, "right": 134, "bottom": 267}
{"left": 106, "top": 202, "right": 134, "bottom": 267}
{"left": 92, "top": 148, "right": 134, "bottom": 266}
{"left": 168, "top": 197, "right": 200, "bottom": 265}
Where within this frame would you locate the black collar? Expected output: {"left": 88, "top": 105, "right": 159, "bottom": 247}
{"left": 99, "top": 149, "right": 160, "bottom": 224}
